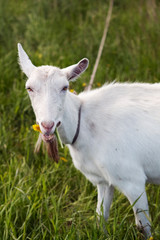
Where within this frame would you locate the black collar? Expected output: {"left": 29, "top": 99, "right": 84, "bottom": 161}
{"left": 72, "top": 104, "right": 82, "bottom": 145}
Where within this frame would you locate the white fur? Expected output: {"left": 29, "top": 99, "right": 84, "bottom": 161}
{"left": 18, "top": 43, "right": 160, "bottom": 238}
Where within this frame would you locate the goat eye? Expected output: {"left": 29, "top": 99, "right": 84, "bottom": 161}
{"left": 26, "top": 87, "right": 33, "bottom": 92}
{"left": 62, "top": 86, "right": 68, "bottom": 91}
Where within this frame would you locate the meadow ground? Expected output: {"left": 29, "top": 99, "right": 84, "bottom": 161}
{"left": 0, "top": 0, "right": 160, "bottom": 239}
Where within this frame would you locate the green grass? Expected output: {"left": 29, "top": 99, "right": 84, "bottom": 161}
{"left": 0, "top": 0, "right": 160, "bottom": 239}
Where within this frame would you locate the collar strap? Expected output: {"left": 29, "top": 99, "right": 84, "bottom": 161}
{"left": 72, "top": 104, "right": 82, "bottom": 145}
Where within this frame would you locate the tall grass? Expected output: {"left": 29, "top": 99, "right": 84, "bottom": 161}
{"left": 0, "top": 0, "right": 160, "bottom": 239}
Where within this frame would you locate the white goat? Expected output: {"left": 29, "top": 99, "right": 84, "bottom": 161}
{"left": 18, "top": 43, "right": 160, "bottom": 238}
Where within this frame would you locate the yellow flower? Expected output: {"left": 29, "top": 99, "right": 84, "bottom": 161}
{"left": 149, "top": 237, "right": 154, "bottom": 240}
{"left": 82, "top": 83, "right": 86, "bottom": 87}
{"left": 32, "top": 124, "right": 42, "bottom": 133}
{"left": 97, "top": 82, "right": 101, "bottom": 87}
{"left": 60, "top": 157, "right": 68, "bottom": 162}
{"left": 70, "top": 89, "right": 74, "bottom": 93}
{"left": 37, "top": 53, "right": 42, "bottom": 59}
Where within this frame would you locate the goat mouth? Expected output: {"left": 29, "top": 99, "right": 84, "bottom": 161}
{"left": 42, "top": 133, "right": 55, "bottom": 142}
{"left": 40, "top": 121, "right": 61, "bottom": 143}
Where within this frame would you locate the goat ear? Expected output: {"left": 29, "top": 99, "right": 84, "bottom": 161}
{"left": 17, "top": 43, "right": 36, "bottom": 78}
{"left": 62, "top": 58, "right": 89, "bottom": 81}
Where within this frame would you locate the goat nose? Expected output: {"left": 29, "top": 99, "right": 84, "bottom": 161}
{"left": 41, "top": 121, "right": 55, "bottom": 130}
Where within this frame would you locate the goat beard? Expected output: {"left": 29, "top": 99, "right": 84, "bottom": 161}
{"left": 34, "top": 133, "right": 59, "bottom": 163}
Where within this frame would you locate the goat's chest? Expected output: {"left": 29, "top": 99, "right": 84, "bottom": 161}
{"left": 68, "top": 145, "right": 105, "bottom": 185}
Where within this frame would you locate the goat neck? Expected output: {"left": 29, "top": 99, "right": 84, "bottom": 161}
{"left": 58, "top": 92, "right": 82, "bottom": 145}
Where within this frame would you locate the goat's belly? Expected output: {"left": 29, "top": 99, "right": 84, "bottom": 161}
{"left": 69, "top": 147, "right": 106, "bottom": 185}
{"left": 145, "top": 169, "right": 160, "bottom": 184}
{"left": 143, "top": 154, "right": 160, "bottom": 184}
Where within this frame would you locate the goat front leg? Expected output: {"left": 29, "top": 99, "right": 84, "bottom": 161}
{"left": 96, "top": 183, "right": 114, "bottom": 221}
{"left": 120, "top": 181, "right": 151, "bottom": 239}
